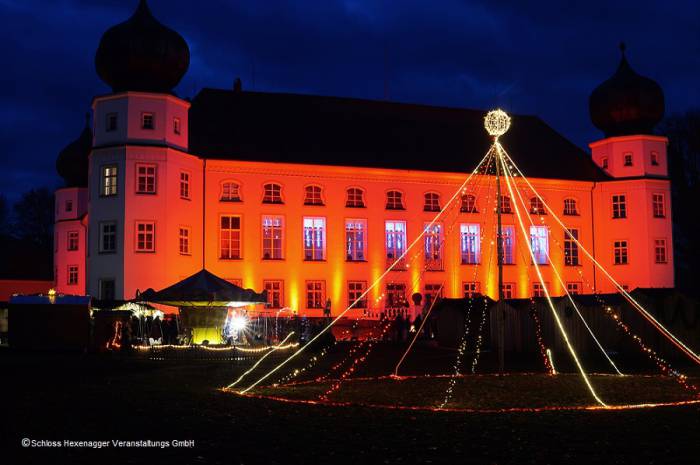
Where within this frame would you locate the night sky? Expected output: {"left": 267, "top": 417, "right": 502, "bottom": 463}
{"left": 2, "top": 0, "right": 699, "bottom": 204}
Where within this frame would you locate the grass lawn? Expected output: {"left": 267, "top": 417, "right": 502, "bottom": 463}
{"left": 2, "top": 344, "right": 700, "bottom": 464}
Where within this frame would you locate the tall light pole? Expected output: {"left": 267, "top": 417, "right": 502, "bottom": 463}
{"left": 484, "top": 110, "right": 511, "bottom": 375}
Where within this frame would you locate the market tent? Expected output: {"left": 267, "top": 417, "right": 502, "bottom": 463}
{"left": 137, "top": 269, "right": 267, "bottom": 307}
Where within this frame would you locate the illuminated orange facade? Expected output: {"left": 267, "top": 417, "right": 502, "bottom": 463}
{"left": 52, "top": 1, "right": 674, "bottom": 317}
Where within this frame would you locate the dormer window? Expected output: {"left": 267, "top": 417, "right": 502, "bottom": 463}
{"left": 173, "top": 117, "right": 181, "bottom": 135}
{"left": 601, "top": 157, "right": 608, "bottom": 169}
{"left": 623, "top": 153, "right": 633, "bottom": 166}
{"left": 651, "top": 151, "right": 659, "bottom": 166}
{"left": 106, "top": 113, "right": 118, "bottom": 132}
{"left": 141, "top": 112, "right": 155, "bottom": 130}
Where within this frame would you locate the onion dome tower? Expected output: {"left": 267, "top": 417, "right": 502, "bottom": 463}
{"left": 589, "top": 43, "right": 665, "bottom": 137}
{"left": 56, "top": 114, "right": 91, "bottom": 187}
{"left": 94, "top": 0, "right": 190, "bottom": 93}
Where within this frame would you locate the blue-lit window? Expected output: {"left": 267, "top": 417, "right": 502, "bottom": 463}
{"left": 303, "top": 217, "right": 326, "bottom": 261}
{"left": 460, "top": 223, "right": 480, "bottom": 264}
{"left": 345, "top": 219, "right": 366, "bottom": 261}
{"left": 385, "top": 221, "right": 406, "bottom": 267}
{"left": 530, "top": 225, "right": 549, "bottom": 265}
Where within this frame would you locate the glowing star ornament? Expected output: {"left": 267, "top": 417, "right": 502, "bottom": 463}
{"left": 484, "top": 109, "right": 511, "bottom": 138}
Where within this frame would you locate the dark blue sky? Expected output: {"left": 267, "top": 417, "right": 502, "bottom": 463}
{"left": 2, "top": 0, "right": 699, "bottom": 204}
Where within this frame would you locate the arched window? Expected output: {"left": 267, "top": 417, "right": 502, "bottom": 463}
{"left": 262, "top": 183, "right": 283, "bottom": 204}
{"left": 563, "top": 198, "right": 578, "bottom": 216}
{"left": 220, "top": 181, "right": 241, "bottom": 202}
{"left": 346, "top": 188, "right": 365, "bottom": 208}
{"left": 304, "top": 185, "right": 324, "bottom": 206}
{"left": 386, "top": 190, "right": 404, "bottom": 210}
{"left": 530, "top": 197, "right": 546, "bottom": 215}
{"left": 500, "top": 195, "right": 512, "bottom": 214}
{"left": 460, "top": 194, "right": 477, "bottom": 213}
{"left": 424, "top": 193, "right": 440, "bottom": 212}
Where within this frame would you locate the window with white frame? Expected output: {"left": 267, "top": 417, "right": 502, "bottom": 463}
{"left": 614, "top": 240, "right": 628, "bottom": 265}
{"left": 136, "top": 164, "right": 157, "bottom": 194}
{"left": 501, "top": 283, "right": 515, "bottom": 299}
{"left": 566, "top": 282, "right": 582, "bottom": 295}
{"left": 463, "top": 282, "right": 481, "bottom": 298}
{"left": 180, "top": 172, "right": 190, "bottom": 199}
{"left": 386, "top": 283, "right": 407, "bottom": 307}
{"left": 345, "top": 219, "right": 367, "bottom": 261}
{"left": 563, "top": 198, "right": 578, "bottom": 216}
{"left": 102, "top": 165, "right": 118, "bottom": 196}
{"left": 532, "top": 282, "right": 547, "bottom": 298}
{"left": 67, "top": 231, "right": 79, "bottom": 251}
{"left": 424, "top": 223, "right": 443, "bottom": 269}
{"left": 652, "top": 193, "right": 665, "bottom": 218}
{"left": 262, "top": 183, "right": 283, "bottom": 204}
{"left": 262, "top": 216, "right": 284, "bottom": 260}
{"left": 385, "top": 220, "right": 407, "bottom": 266}
{"left": 460, "top": 223, "right": 480, "bottom": 265}
{"left": 67, "top": 265, "right": 79, "bottom": 286}
{"left": 503, "top": 225, "right": 515, "bottom": 265}
{"left": 424, "top": 193, "right": 440, "bottom": 212}
{"left": 306, "top": 280, "right": 325, "bottom": 309}
{"left": 386, "top": 190, "right": 404, "bottom": 210}
{"left": 263, "top": 280, "right": 283, "bottom": 309}
{"left": 135, "top": 221, "right": 155, "bottom": 252}
{"left": 612, "top": 195, "right": 627, "bottom": 219}
{"left": 654, "top": 239, "right": 667, "bottom": 264}
{"left": 220, "top": 181, "right": 241, "bottom": 202}
{"left": 179, "top": 227, "right": 190, "bottom": 255}
{"left": 304, "top": 186, "right": 324, "bottom": 206}
{"left": 303, "top": 217, "right": 326, "bottom": 261}
{"left": 461, "top": 194, "right": 477, "bottom": 213}
{"left": 564, "top": 229, "right": 580, "bottom": 266}
{"left": 346, "top": 188, "right": 365, "bottom": 208}
{"left": 99, "top": 222, "right": 117, "bottom": 253}
{"left": 530, "top": 225, "right": 549, "bottom": 265}
{"left": 220, "top": 215, "right": 241, "bottom": 259}
{"left": 530, "top": 197, "right": 546, "bottom": 215}
{"left": 348, "top": 281, "right": 367, "bottom": 309}
{"left": 141, "top": 112, "right": 154, "bottom": 130}
{"left": 500, "top": 195, "right": 512, "bottom": 214}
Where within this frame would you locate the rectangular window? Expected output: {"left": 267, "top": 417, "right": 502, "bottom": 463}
{"left": 651, "top": 151, "right": 659, "bottom": 166}
{"left": 67, "top": 265, "right": 79, "bottom": 286}
{"left": 501, "top": 283, "right": 515, "bottom": 299}
{"left": 179, "top": 227, "right": 190, "bottom": 255}
{"left": 345, "top": 219, "right": 367, "bottom": 261}
{"left": 623, "top": 153, "right": 633, "bottom": 166}
{"left": 221, "top": 182, "right": 241, "bottom": 202}
{"left": 102, "top": 165, "right": 118, "bottom": 196}
{"left": 136, "top": 163, "right": 157, "bottom": 194}
{"left": 348, "top": 281, "right": 367, "bottom": 309}
{"left": 263, "top": 184, "right": 283, "bottom": 204}
{"left": 424, "top": 283, "right": 443, "bottom": 307}
{"left": 566, "top": 282, "right": 582, "bottom": 295}
{"left": 263, "top": 280, "right": 283, "bottom": 309}
{"left": 652, "top": 193, "right": 665, "bottom": 218}
{"left": 385, "top": 220, "right": 407, "bottom": 267}
{"left": 386, "top": 283, "right": 407, "bottom": 308}
{"left": 460, "top": 223, "right": 480, "bottom": 264}
{"left": 106, "top": 113, "right": 117, "bottom": 132}
{"left": 173, "top": 117, "right": 181, "bottom": 135}
{"left": 67, "top": 231, "right": 79, "bottom": 251}
{"left": 532, "top": 282, "right": 548, "bottom": 298}
{"left": 654, "top": 239, "right": 667, "bottom": 264}
{"left": 601, "top": 157, "right": 608, "bottom": 169}
{"left": 530, "top": 226, "right": 549, "bottom": 265}
{"left": 614, "top": 240, "right": 628, "bottom": 265}
{"left": 135, "top": 221, "right": 155, "bottom": 252}
{"left": 503, "top": 225, "right": 515, "bottom": 265}
{"left": 141, "top": 112, "right": 154, "bottom": 130}
{"left": 65, "top": 200, "right": 73, "bottom": 212}
{"left": 262, "top": 216, "right": 284, "bottom": 260}
{"left": 99, "top": 279, "right": 115, "bottom": 300}
{"left": 99, "top": 221, "right": 117, "bottom": 253}
{"left": 424, "top": 223, "right": 443, "bottom": 270}
{"left": 306, "top": 280, "right": 326, "bottom": 309}
{"left": 564, "top": 229, "right": 580, "bottom": 266}
{"left": 303, "top": 217, "right": 326, "bottom": 261}
{"left": 463, "top": 282, "right": 481, "bottom": 298}
{"left": 220, "top": 215, "right": 241, "bottom": 259}
{"left": 180, "top": 172, "right": 190, "bottom": 199}
{"left": 612, "top": 195, "right": 627, "bottom": 219}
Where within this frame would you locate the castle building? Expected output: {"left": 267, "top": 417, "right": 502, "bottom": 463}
{"left": 54, "top": 1, "right": 673, "bottom": 317}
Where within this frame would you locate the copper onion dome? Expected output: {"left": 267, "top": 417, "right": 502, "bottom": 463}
{"left": 94, "top": 0, "right": 190, "bottom": 93}
{"left": 56, "top": 114, "right": 92, "bottom": 188}
{"left": 589, "top": 43, "right": 665, "bottom": 137}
